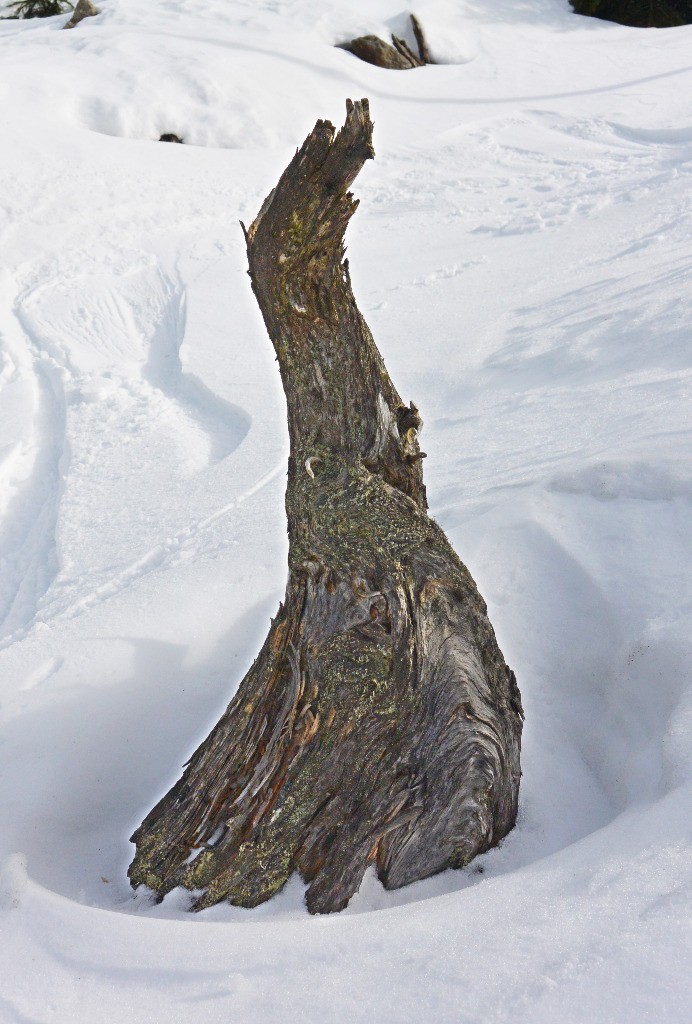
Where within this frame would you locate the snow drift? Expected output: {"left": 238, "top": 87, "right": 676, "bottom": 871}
{"left": 0, "top": 1, "right": 690, "bottom": 1021}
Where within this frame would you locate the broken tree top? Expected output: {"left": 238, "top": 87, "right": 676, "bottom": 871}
{"left": 128, "top": 98, "right": 523, "bottom": 915}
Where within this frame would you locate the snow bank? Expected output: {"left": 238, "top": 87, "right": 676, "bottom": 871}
{"left": 0, "top": 1, "right": 690, "bottom": 1021}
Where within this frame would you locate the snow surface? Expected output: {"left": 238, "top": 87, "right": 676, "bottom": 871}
{"left": 0, "top": 0, "right": 691, "bottom": 1020}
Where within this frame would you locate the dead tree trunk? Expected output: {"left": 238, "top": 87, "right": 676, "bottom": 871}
{"left": 128, "top": 99, "right": 523, "bottom": 915}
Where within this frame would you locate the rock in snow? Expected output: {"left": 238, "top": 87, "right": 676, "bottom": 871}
{"left": 63, "top": 0, "right": 98, "bottom": 30}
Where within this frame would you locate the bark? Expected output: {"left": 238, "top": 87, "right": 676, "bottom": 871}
{"left": 128, "top": 99, "right": 523, "bottom": 915}
{"left": 411, "top": 14, "right": 434, "bottom": 65}
{"left": 391, "top": 34, "right": 426, "bottom": 68}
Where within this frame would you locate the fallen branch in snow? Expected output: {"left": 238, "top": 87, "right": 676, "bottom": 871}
{"left": 339, "top": 14, "right": 433, "bottom": 69}
{"left": 128, "top": 99, "right": 523, "bottom": 914}
{"left": 410, "top": 13, "right": 433, "bottom": 65}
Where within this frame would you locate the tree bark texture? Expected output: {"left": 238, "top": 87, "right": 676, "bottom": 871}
{"left": 128, "top": 99, "right": 523, "bottom": 915}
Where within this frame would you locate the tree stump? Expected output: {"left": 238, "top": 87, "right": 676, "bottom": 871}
{"left": 128, "top": 99, "right": 523, "bottom": 915}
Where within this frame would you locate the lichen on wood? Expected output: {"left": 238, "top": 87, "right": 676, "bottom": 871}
{"left": 128, "top": 98, "right": 523, "bottom": 915}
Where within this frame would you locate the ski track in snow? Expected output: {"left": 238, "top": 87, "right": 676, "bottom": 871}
{"left": 0, "top": 276, "right": 67, "bottom": 643}
{"left": 0, "top": 454, "right": 284, "bottom": 650}
{"left": 0, "top": 232, "right": 259, "bottom": 647}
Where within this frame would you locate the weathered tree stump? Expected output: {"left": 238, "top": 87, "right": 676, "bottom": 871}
{"left": 128, "top": 99, "right": 523, "bottom": 914}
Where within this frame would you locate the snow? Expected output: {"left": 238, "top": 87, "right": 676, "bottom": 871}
{"left": 0, "top": 0, "right": 690, "bottom": 1020}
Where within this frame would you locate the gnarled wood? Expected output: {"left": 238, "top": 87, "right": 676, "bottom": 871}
{"left": 128, "top": 99, "right": 523, "bottom": 915}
